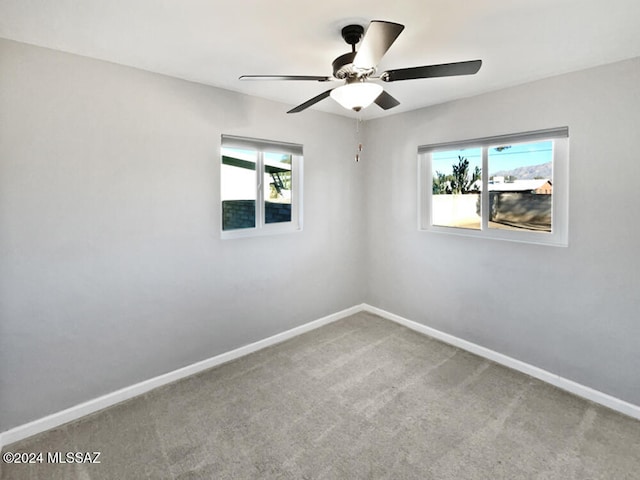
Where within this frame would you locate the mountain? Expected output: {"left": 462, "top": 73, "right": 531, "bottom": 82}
{"left": 491, "top": 161, "right": 552, "bottom": 180}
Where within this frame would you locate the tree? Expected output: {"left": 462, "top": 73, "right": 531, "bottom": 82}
{"left": 450, "top": 156, "right": 481, "bottom": 194}
{"left": 432, "top": 171, "right": 452, "bottom": 194}
{"left": 471, "top": 166, "right": 481, "bottom": 192}
{"left": 432, "top": 156, "right": 481, "bottom": 194}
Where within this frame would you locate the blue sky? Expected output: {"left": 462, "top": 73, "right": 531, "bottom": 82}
{"left": 432, "top": 141, "right": 553, "bottom": 175}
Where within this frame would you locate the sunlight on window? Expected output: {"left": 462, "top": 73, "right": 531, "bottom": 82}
{"left": 488, "top": 141, "right": 553, "bottom": 232}
{"left": 221, "top": 148, "right": 257, "bottom": 231}
{"left": 264, "top": 152, "right": 292, "bottom": 224}
{"left": 419, "top": 127, "right": 568, "bottom": 246}
{"left": 431, "top": 147, "right": 482, "bottom": 230}
{"left": 221, "top": 135, "right": 303, "bottom": 238}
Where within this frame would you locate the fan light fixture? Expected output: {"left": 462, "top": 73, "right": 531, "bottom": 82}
{"left": 330, "top": 82, "right": 383, "bottom": 112}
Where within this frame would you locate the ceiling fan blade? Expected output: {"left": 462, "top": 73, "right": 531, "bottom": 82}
{"left": 287, "top": 88, "right": 334, "bottom": 113}
{"left": 353, "top": 20, "right": 405, "bottom": 70}
{"left": 374, "top": 90, "right": 400, "bottom": 110}
{"left": 381, "top": 59, "right": 482, "bottom": 82}
{"left": 239, "top": 75, "right": 332, "bottom": 82}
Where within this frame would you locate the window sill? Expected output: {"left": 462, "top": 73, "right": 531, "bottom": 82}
{"left": 221, "top": 224, "right": 303, "bottom": 240}
{"left": 419, "top": 225, "right": 568, "bottom": 247}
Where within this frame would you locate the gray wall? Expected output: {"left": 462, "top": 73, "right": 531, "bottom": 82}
{"left": 2, "top": 37, "right": 639, "bottom": 432}
{"left": 0, "top": 39, "right": 365, "bottom": 431}
{"left": 363, "top": 57, "right": 640, "bottom": 406}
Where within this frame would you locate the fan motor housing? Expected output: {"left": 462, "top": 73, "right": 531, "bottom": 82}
{"left": 332, "top": 52, "right": 376, "bottom": 79}
{"left": 332, "top": 52, "right": 357, "bottom": 79}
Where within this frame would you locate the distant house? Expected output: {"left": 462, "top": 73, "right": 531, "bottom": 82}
{"left": 488, "top": 178, "right": 552, "bottom": 194}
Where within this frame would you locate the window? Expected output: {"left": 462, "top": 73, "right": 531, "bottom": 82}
{"left": 221, "top": 135, "right": 302, "bottom": 238}
{"left": 419, "top": 128, "right": 569, "bottom": 246}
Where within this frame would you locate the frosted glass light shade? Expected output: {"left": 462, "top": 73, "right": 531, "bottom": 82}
{"left": 330, "top": 82, "right": 383, "bottom": 111}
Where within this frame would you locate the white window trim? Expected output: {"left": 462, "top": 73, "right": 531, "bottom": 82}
{"left": 221, "top": 135, "right": 303, "bottom": 239}
{"left": 418, "top": 128, "right": 569, "bottom": 247}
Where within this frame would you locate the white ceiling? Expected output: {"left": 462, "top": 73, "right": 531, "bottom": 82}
{"left": 1, "top": 0, "right": 639, "bottom": 119}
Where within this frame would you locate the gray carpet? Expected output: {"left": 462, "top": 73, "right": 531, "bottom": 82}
{"left": 2, "top": 312, "right": 640, "bottom": 479}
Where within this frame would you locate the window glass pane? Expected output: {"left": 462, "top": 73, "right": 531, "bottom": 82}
{"left": 264, "top": 152, "right": 292, "bottom": 224}
{"left": 221, "top": 147, "right": 257, "bottom": 230}
{"left": 488, "top": 141, "right": 553, "bottom": 232}
{"left": 431, "top": 148, "right": 482, "bottom": 229}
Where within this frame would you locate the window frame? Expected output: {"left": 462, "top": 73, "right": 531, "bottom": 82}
{"left": 418, "top": 127, "right": 569, "bottom": 246}
{"left": 221, "top": 135, "right": 303, "bottom": 239}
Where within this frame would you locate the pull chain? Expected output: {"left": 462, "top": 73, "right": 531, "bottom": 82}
{"left": 355, "top": 115, "right": 363, "bottom": 162}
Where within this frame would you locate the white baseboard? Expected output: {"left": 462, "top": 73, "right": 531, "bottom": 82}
{"left": 362, "top": 304, "right": 640, "bottom": 421}
{"left": 0, "top": 304, "right": 363, "bottom": 448}
{"left": 3, "top": 302, "right": 639, "bottom": 449}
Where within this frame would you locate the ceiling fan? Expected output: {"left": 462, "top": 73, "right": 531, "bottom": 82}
{"left": 240, "top": 20, "right": 482, "bottom": 114}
